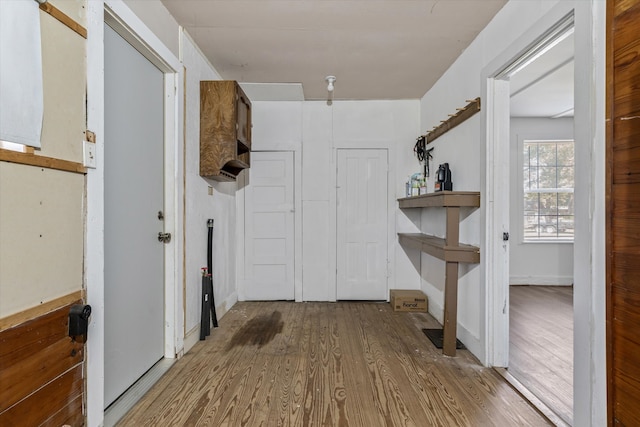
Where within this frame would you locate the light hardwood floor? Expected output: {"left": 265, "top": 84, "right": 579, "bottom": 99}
{"left": 509, "top": 286, "right": 573, "bottom": 426}
{"left": 119, "top": 302, "right": 550, "bottom": 426}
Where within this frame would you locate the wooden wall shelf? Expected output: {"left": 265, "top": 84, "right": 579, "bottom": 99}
{"left": 398, "top": 191, "right": 480, "bottom": 209}
{"left": 397, "top": 190, "right": 480, "bottom": 356}
{"left": 398, "top": 233, "right": 479, "bottom": 263}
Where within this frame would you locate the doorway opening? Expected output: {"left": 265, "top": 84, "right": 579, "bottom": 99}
{"left": 486, "top": 11, "right": 576, "bottom": 426}
{"left": 100, "top": 5, "right": 181, "bottom": 425}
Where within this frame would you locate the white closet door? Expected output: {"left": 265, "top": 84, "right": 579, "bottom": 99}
{"left": 244, "top": 151, "right": 295, "bottom": 300}
{"left": 336, "top": 149, "right": 388, "bottom": 300}
{"left": 104, "top": 23, "right": 165, "bottom": 407}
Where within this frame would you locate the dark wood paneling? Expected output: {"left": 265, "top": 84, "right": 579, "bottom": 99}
{"left": 0, "top": 302, "right": 80, "bottom": 367}
{"left": 607, "top": 0, "right": 640, "bottom": 424}
{"left": 0, "top": 335, "right": 83, "bottom": 411}
{"left": 0, "top": 300, "right": 84, "bottom": 426}
{"left": 612, "top": 252, "right": 640, "bottom": 291}
{"left": 0, "top": 365, "right": 83, "bottom": 427}
{"left": 41, "top": 394, "right": 84, "bottom": 427}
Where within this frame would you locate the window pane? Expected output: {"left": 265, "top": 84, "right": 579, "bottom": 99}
{"left": 558, "top": 216, "right": 574, "bottom": 239}
{"left": 538, "top": 166, "right": 557, "bottom": 188}
{"left": 539, "top": 217, "right": 558, "bottom": 237}
{"left": 539, "top": 192, "right": 558, "bottom": 216}
{"left": 558, "top": 193, "right": 574, "bottom": 215}
{"left": 525, "top": 167, "right": 540, "bottom": 190}
{"left": 557, "top": 143, "right": 574, "bottom": 166}
{"left": 537, "top": 144, "right": 557, "bottom": 166}
{"left": 524, "top": 193, "right": 539, "bottom": 215}
{"left": 524, "top": 216, "right": 540, "bottom": 239}
{"left": 558, "top": 166, "right": 574, "bottom": 188}
{"left": 524, "top": 143, "right": 537, "bottom": 166}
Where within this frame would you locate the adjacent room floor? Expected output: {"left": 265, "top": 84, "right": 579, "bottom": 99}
{"left": 118, "top": 301, "right": 550, "bottom": 426}
{"left": 509, "top": 285, "right": 574, "bottom": 426}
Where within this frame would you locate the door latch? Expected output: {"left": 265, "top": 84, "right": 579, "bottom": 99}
{"left": 158, "top": 232, "right": 171, "bottom": 243}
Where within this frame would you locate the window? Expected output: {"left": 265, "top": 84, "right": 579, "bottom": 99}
{"left": 523, "top": 140, "right": 574, "bottom": 241}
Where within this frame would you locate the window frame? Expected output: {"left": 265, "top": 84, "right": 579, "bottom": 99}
{"left": 519, "top": 138, "right": 575, "bottom": 244}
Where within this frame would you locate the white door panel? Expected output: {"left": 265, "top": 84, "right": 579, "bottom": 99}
{"left": 104, "top": 24, "right": 165, "bottom": 407}
{"left": 337, "top": 149, "right": 388, "bottom": 300}
{"left": 245, "top": 152, "right": 295, "bottom": 300}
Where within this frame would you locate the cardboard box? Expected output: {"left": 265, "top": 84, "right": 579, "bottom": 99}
{"left": 390, "top": 289, "right": 428, "bottom": 312}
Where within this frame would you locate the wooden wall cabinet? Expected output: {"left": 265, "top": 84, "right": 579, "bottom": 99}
{"left": 397, "top": 191, "right": 480, "bottom": 356}
{"left": 200, "top": 80, "right": 251, "bottom": 181}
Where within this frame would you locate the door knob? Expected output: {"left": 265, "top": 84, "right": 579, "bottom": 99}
{"left": 158, "top": 232, "right": 171, "bottom": 243}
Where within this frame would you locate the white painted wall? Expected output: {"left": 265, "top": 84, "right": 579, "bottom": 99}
{"left": 0, "top": 0, "right": 86, "bottom": 318}
{"left": 249, "top": 100, "right": 421, "bottom": 302}
{"left": 182, "top": 32, "right": 238, "bottom": 350}
{"left": 509, "top": 117, "right": 574, "bottom": 286}
{"left": 420, "top": 0, "right": 606, "bottom": 425}
{"left": 122, "top": 0, "right": 180, "bottom": 58}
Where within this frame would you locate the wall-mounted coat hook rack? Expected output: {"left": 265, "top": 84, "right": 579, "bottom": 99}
{"left": 420, "top": 97, "right": 481, "bottom": 145}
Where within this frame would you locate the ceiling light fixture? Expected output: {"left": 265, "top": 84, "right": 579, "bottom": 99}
{"left": 325, "top": 75, "right": 336, "bottom": 93}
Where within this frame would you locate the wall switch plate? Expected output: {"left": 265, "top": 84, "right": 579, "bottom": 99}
{"left": 83, "top": 140, "right": 96, "bottom": 168}
{"left": 208, "top": 186, "right": 214, "bottom": 196}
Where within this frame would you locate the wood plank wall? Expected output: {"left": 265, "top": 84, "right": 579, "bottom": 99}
{"left": 606, "top": 0, "right": 640, "bottom": 425}
{"left": 0, "top": 300, "right": 85, "bottom": 426}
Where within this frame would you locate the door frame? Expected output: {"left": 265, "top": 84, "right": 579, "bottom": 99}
{"left": 481, "top": 2, "right": 606, "bottom": 425}
{"left": 335, "top": 148, "right": 390, "bottom": 300}
{"left": 237, "top": 150, "right": 303, "bottom": 302}
{"left": 483, "top": 7, "right": 576, "bottom": 368}
{"left": 241, "top": 150, "right": 296, "bottom": 300}
{"left": 86, "top": 1, "right": 183, "bottom": 424}
{"left": 332, "top": 147, "right": 392, "bottom": 301}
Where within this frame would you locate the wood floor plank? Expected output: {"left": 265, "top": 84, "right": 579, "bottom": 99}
{"left": 509, "top": 285, "right": 573, "bottom": 425}
{"left": 118, "top": 301, "right": 551, "bottom": 427}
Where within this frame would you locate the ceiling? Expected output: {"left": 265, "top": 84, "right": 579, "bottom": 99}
{"left": 161, "top": 0, "right": 508, "bottom": 101}
{"left": 509, "top": 32, "right": 574, "bottom": 118}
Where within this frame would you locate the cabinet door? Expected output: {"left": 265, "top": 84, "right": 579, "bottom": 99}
{"left": 236, "top": 90, "right": 251, "bottom": 148}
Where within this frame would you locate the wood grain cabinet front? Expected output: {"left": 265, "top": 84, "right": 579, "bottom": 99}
{"left": 200, "top": 80, "right": 251, "bottom": 181}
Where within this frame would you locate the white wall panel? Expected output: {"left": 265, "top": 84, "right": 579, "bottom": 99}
{"left": 251, "top": 101, "right": 302, "bottom": 151}
{"left": 0, "top": 164, "right": 84, "bottom": 317}
{"left": 301, "top": 200, "right": 331, "bottom": 301}
{"left": 182, "top": 34, "right": 237, "bottom": 342}
{"left": 122, "top": 0, "right": 180, "bottom": 58}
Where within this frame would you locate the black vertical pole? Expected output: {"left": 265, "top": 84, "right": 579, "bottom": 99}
{"left": 207, "top": 219, "right": 219, "bottom": 328}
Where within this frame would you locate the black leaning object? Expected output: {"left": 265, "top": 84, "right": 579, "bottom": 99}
{"left": 207, "top": 219, "right": 219, "bottom": 328}
{"left": 422, "top": 328, "right": 466, "bottom": 350}
{"left": 200, "top": 268, "right": 211, "bottom": 340}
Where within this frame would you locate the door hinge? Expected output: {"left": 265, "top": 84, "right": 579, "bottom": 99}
{"left": 158, "top": 232, "right": 172, "bottom": 243}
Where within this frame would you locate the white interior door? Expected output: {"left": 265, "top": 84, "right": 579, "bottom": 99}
{"left": 336, "top": 149, "right": 388, "bottom": 300}
{"left": 244, "top": 151, "right": 295, "bottom": 300}
{"left": 104, "top": 23, "right": 165, "bottom": 407}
